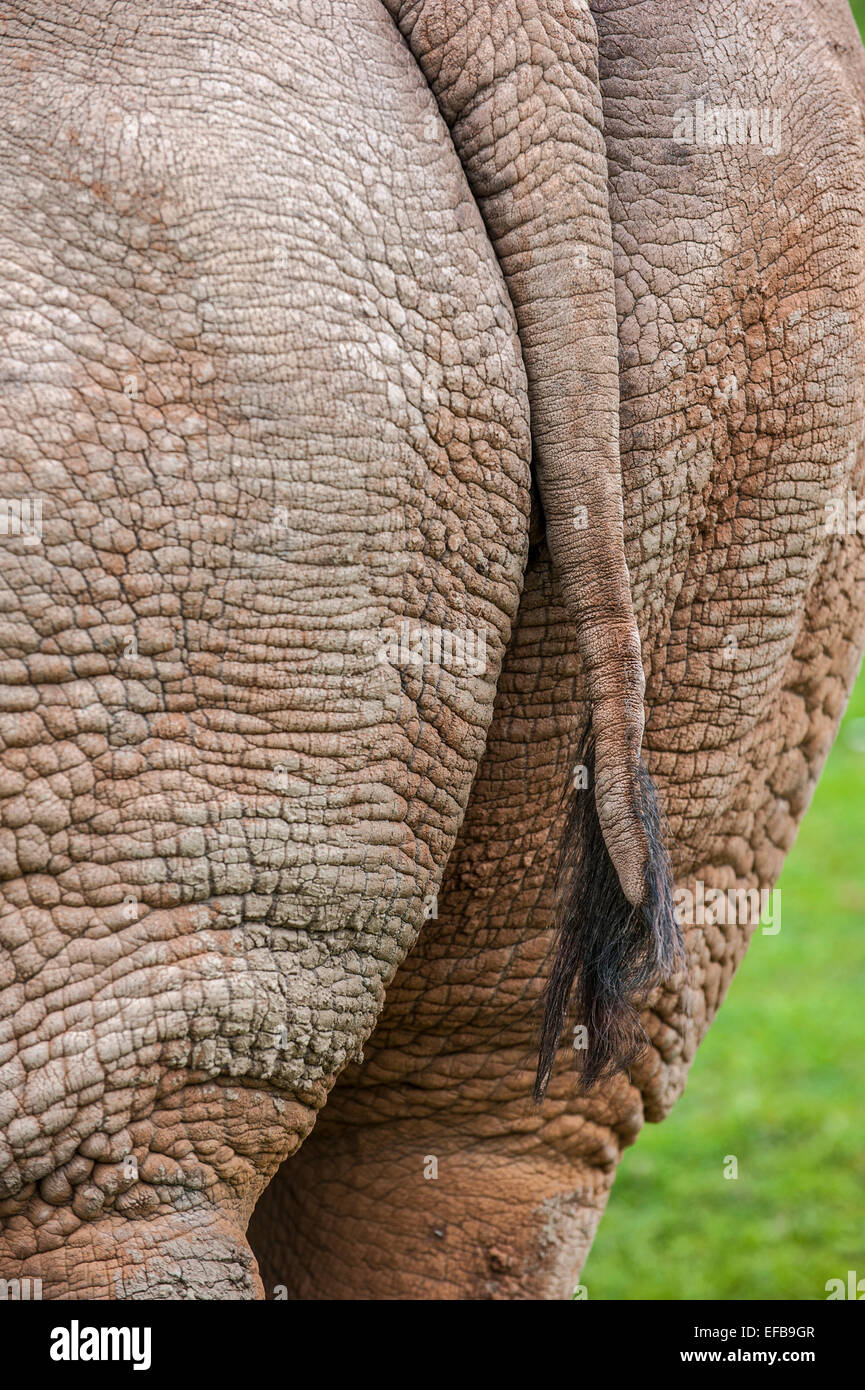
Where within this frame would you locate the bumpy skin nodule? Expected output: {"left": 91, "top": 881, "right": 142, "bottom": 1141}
{"left": 251, "top": 0, "right": 865, "bottom": 1298}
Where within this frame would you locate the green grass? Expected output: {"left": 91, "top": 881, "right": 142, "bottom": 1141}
{"left": 581, "top": 0, "right": 865, "bottom": 1305}
{"left": 583, "top": 668, "right": 865, "bottom": 1299}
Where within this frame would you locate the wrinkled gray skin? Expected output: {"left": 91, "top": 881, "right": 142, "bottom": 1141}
{"left": 1, "top": 0, "right": 865, "bottom": 1299}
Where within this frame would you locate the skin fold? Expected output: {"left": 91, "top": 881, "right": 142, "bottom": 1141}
{"left": 2, "top": 0, "right": 865, "bottom": 1298}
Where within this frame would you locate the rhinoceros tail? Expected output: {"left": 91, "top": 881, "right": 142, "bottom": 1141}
{"left": 533, "top": 723, "right": 682, "bottom": 1101}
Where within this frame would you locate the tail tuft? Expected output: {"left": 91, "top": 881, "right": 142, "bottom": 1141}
{"left": 534, "top": 721, "right": 682, "bottom": 1102}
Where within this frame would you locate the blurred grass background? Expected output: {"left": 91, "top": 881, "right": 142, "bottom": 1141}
{"left": 582, "top": 3, "right": 865, "bottom": 1299}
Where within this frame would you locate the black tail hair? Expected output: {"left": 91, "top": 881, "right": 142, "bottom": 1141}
{"left": 534, "top": 722, "right": 682, "bottom": 1101}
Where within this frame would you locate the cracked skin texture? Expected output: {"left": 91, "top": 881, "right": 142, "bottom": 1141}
{"left": 0, "top": 0, "right": 530, "bottom": 1296}
{"left": 1, "top": 0, "right": 865, "bottom": 1299}
{"left": 251, "top": 0, "right": 865, "bottom": 1298}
